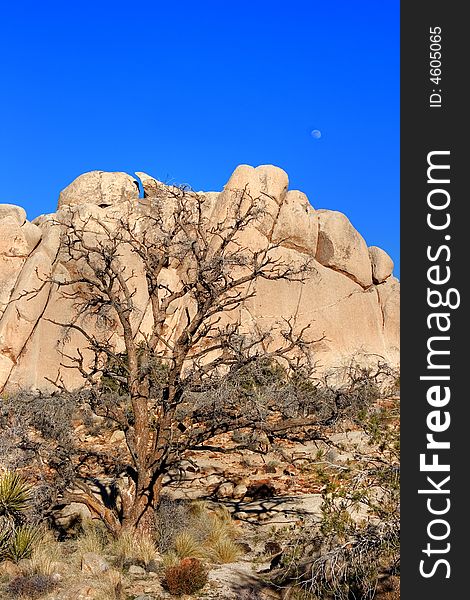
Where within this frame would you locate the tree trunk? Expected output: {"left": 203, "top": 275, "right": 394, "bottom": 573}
{"left": 121, "top": 473, "right": 164, "bottom": 535}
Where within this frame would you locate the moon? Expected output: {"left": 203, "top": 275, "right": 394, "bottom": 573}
{"left": 311, "top": 129, "right": 322, "bottom": 139}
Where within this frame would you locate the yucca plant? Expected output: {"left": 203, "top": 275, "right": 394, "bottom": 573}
{"left": 0, "top": 472, "right": 43, "bottom": 563}
{"left": 0, "top": 516, "right": 14, "bottom": 560}
{"left": 0, "top": 470, "right": 32, "bottom": 521}
{"left": 7, "top": 524, "right": 43, "bottom": 562}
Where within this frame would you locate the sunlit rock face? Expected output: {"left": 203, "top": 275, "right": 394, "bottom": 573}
{"left": 0, "top": 167, "right": 399, "bottom": 393}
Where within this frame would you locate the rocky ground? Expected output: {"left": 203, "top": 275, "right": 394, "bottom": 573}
{"left": 0, "top": 415, "right": 396, "bottom": 600}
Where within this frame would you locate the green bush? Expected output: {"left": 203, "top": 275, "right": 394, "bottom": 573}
{"left": 0, "top": 471, "right": 42, "bottom": 563}
{"left": 7, "top": 525, "right": 43, "bottom": 562}
{"left": 0, "top": 471, "right": 31, "bottom": 520}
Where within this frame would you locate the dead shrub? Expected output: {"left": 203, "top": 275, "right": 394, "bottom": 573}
{"left": 163, "top": 557, "right": 208, "bottom": 596}
{"left": 6, "top": 573, "right": 57, "bottom": 598}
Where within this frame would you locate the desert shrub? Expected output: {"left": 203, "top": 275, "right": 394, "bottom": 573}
{"left": 0, "top": 394, "right": 81, "bottom": 524}
{"left": 6, "top": 573, "right": 57, "bottom": 599}
{"left": 163, "top": 557, "right": 208, "bottom": 596}
{"left": 272, "top": 393, "right": 400, "bottom": 599}
{"left": 278, "top": 521, "right": 398, "bottom": 600}
{"left": 154, "top": 497, "right": 192, "bottom": 553}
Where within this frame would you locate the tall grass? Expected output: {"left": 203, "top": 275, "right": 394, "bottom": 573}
{"left": 75, "top": 519, "right": 109, "bottom": 556}
{"left": 110, "top": 530, "right": 159, "bottom": 567}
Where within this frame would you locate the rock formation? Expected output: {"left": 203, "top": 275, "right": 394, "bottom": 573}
{"left": 0, "top": 166, "right": 399, "bottom": 393}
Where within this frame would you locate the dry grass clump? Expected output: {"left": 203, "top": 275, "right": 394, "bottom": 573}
{"left": 75, "top": 519, "right": 109, "bottom": 556}
{"left": 162, "top": 550, "right": 180, "bottom": 568}
{"left": 204, "top": 535, "right": 242, "bottom": 564}
{"left": 21, "top": 529, "right": 63, "bottom": 577}
{"left": 173, "top": 531, "right": 206, "bottom": 560}
{"left": 94, "top": 568, "right": 125, "bottom": 600}
{"left": 200, "top": 506, "right": 238, "bottom": 543}
{"left": 110, "top": 529, "right": 159, "bottom": 567}
{"left": 160, "top": 501, "right": 242, "bottom": 565}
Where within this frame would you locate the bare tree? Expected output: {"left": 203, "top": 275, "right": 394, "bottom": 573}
{"left": 21, "top": 183, "right": 322, "bottom": 534}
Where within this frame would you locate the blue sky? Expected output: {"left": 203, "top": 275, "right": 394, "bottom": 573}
{"left": 0, "top": 1, "right": 399, "bottom": 275}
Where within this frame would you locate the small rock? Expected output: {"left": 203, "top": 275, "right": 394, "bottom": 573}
{"left": 81, "top": 552, "right": 110, "bottom": 575}
{"left": 109, "top": 429, "right": 126, "bottom": 444}
{"left": 128, "top": 564, "right": 146, "bottom": 575}
{"left": 232, "top": 484, "right": 248, "bottom": 499}
{"left": 0, "top": 559, "right": 21, "bottom": 577}
{"left": 236, "top": 511, "right": 249, "bottom": 520}
{"left": 205, "top": 474, "right": 224, "bottom": 487}
{"left": 134, "top": 595, "right": 155, "bottom": 600}
{"left": 146, "top": 557, "right": 163, "bottom": 572}
{"left": 216, "top": 481, "right": 235, "bottom": 498}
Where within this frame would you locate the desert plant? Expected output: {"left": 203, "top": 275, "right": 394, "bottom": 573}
{"left": 25, "top": 529, "right": 63, "bottom": 577}
{"left": 6, "top": 573, "right": 57, "bottom": 599}
{"left": 162, "top": 550, "right": 180, "bottom": 568}
{"left": 188, "top": 500, "right": 208, "bottom": 518}
{"left": 163, "top": 557, "right": 208, "bottom": 596}
{"left": 110, "top": 529, "right": 158, "bottom": 567}
{"left": 190, "top": 505, "right": 238, "bottom": 546}
{"left": 154, "top": 498, "right": 192, "bottom": 553}
{"left": 0, "top": 471, "right": 31, "bottom": 522}
{"left": 75, "top": 519, "right": 109, "bottom": 556}
{"left": 272, "top": 394, "right": 400, "bottom": 599}
{"left": 204, "top": 536, "right": 242, "bottom": 564}
{"left": 95, "top": 569, "right": 125, "bottom": 600}
{"left": 6, "top": 525, "right": 42, "bottom": 563}
{"left": 173, "top": 531, "right": 205, "bottom": 560}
